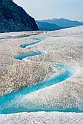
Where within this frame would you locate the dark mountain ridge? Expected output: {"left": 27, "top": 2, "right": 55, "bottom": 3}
{"left": 0, "top": 0, "right": 39, "bottom": 33}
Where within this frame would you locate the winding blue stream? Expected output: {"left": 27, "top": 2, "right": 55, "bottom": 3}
{"left": 0, "top": 37, "right": 77, "bottom": 114}
{"left": 14, "top": 51, "right": 45, "bottom": 60}
{"left": 20, "top": 37, "right": 43, "bottom": 48}
{"left": 0, "top": 63, "right": 76, "bottom": 114}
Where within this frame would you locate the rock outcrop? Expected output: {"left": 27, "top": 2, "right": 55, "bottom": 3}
{"left": 0, "top": 0, "right": 39, "bottom": 33}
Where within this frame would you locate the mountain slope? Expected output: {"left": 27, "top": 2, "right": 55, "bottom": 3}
{"left": 36, "top": 21, "right": 61, "bottom": 31}
{"left": 0, "top": 0, "right": 39, "bottom": 33}
{"left": 38, "top": 18, "right": 83, "bottom": 28}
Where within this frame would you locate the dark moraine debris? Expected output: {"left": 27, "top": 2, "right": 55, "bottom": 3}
{"left": 0, "top": 0, "right": 39, "bottom": 33}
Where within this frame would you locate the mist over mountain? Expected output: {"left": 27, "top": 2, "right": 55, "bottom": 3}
{"left": 36, "top": 21, "right": 61, "bottom": 31}
{"left": 37, "top": 18, "right": 83, "bottom": 29}
{"left": 0, "top": 0, "right": 38, "bottom": 33}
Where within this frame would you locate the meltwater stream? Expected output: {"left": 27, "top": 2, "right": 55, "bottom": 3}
{"left": 14, "top": 51, "right": 45, "bottom": 60}
{"left": 20, "top": 37, "right": 43, "bottom": 48}
{"left": 0, "top": 64, "right": 76, "bottom": 114}
{"left": 0, "top": 37, "right": 77, "bottom": 114}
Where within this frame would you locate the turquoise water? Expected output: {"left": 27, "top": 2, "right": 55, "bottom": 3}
{"left": 14, "top": 51, "right": 45, "bottom": 60}
{"left": 20, "top": 40, "right": 40, "bottom": 48}
{"left": 20, "top": 38, "right": 43, "bottom": 48}
{"left": 0, "top": 37, "right": 79, "bottom": 114}
{"left": 0, "top": 64, "right": 76, "bottom": 114}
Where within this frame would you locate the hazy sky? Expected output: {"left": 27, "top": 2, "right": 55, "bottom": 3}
{"left": 13, "top": 0, "right": 83, "bottom": 21}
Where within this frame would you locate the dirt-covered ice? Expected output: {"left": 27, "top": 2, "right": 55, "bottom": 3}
{"left": 0, "top": 26, "right": 83, "bottom": 123}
